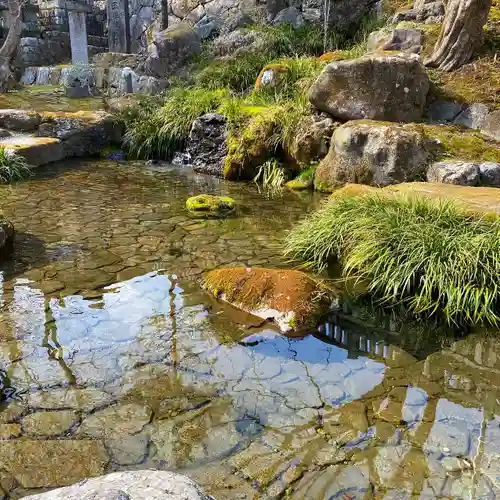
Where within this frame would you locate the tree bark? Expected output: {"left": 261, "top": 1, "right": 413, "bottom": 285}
{"left": 424, "top": 0, "right": 492, "bottom": 72}
{"left": 0, "top": 0, "right": 23, "bottom": 93}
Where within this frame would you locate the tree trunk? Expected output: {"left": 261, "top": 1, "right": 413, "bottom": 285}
{"left": 424, "top": 0, "right": 492, "bottom": 72}
{"left": 0, "top": 0, "right": 23, "bottom": 93}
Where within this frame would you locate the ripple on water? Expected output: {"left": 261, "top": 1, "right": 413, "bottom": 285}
{"left": 0, "top": 160, "right": 499, "bottom": 498}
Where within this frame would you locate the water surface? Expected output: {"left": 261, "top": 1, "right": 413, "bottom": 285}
{"left": 0, "top": 160, "right": 499, "bottom": 499}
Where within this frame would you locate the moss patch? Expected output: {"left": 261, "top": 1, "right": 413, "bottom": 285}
{"left": 420, "top": 124, "right": 500, "bottom": 162}
{"left": 202, "top": 267, "right": 332, "bottom": 332}
{"left": 186, "top": 195, "right": 237, "bottom": 218}
{"left": 0, "top": 87, "right": 104, "bottom": 113}
{"left": 332, "top": 182, "right": 500, "bottom": 216}
{"left": 286, "top": 164, "right": 317, "bottom": 190}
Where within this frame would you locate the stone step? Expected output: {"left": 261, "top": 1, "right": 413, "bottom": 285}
{"left": 0, "top": 135, "right": 63, "bottom": 166}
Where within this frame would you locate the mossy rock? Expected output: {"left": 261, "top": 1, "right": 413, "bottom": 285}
{"left": 255, "top": 64, "right": 290, "bottom": 89}
{"left": 201, "top": 267, "right": 334, "bottom": 333}
{"left": 186, "top": 195, "right": 237, "bottom": 218}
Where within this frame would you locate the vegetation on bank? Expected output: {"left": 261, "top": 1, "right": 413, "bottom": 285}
{"left": 284, "top": 193, "right": 500, "bottom": 325}
{"left": 0, "top": 148, "right": 32, "bottom": 183}
{"left": 120, "top": 19, "right": 379, "bottom": 176}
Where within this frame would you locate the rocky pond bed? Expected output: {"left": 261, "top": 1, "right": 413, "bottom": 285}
{"left": 0, "top": 159, "right": 497, "bottom": 499}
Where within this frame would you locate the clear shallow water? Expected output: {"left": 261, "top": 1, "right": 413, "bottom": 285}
{"left": 0, "top": 160, "right": 499, "bottom": 499}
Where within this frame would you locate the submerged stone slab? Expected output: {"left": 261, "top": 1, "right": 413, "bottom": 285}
{"left": 24, "top": 470, "right": 210, "bottom": 499}
{"left": 21, "top": 410, "right": 78, "bottom": 436}
{"left": 26, "top": 387, "right": 112, "bottom": 412}
{"left": 0, "top": 440, "right": 108, "bottom": 488}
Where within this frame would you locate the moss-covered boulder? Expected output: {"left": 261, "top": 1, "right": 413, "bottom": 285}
{"left": 186, "top": 195, "right": 236, "bottom": 217}
{"left": 201, "top": 267, "right": 333, "bottom": 333}
{"left": 223, "top": 111, "right": 277, "bottom": 180}
{"left": 314, "top": 120, "right": 436, "bottom": 192}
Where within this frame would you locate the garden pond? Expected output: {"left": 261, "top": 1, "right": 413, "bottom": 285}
{"left": 0, "top": 160, "right": 499, "bottom": 499}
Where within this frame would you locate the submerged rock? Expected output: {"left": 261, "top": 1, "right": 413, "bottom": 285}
{"left": 309, "top": 54, "right": 429, "bottom": 122}
{"left": 186, "top": 194, "right": 236, "bottom": 217}
{"left": 314, "top": 120, "right": 435, "bottom": 191}
{"left": 201, "top": 267, "right": 333, "bottom": 333}
{"left": 24, "top": 470, "right": 210, "bottom": 499}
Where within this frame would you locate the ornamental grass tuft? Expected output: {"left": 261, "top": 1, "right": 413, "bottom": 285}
{"left": 0, "top": 148, "right": 32, "bottom": 183}
{"left": 284, "top": 193, "right": 500, "bottom": 325}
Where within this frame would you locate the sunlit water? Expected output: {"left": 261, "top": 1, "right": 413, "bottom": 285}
{"left": 0, "top": 160, "right": 499, "bottom": 499}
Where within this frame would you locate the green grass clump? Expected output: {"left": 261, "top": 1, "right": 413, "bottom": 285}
{"left": 0, "top": 148, "right": 32, "bottom": 183}
{"left": 122, "top": 87, "right": 228, "bottom": 159}
{"left": 284, "top": 193, "right": 500, "bottom": 325}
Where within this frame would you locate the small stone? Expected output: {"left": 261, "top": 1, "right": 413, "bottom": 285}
{"left": 77, "top": 403, "right": 152, "bottom": 438}
{"left": 106, "top": 433, "right": 150, "bottom": 466}
{"left": 22, "top": 410, "right": 78, "bottom": 437}
{"left": 479, "top": 162, "right": 500, "bottom": 186}
{"left": 427, "top": 99, "right": 464, "bottom": 122}
{"left": 0, "top": 423, "right": 21, "bottom": 439}
{"left": 454, "top": 103, "right": 489, "bottom": 130}
{"left": 0, "top": 402, "right": 26, "bottom": 423}
{"left": 427, "top": 161, "right": 480, "bottom": 185}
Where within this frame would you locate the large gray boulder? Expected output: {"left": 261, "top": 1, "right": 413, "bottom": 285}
{"left": 309, "top": 55, "right": 429, "bottom": 123}
{"left": 314, "top": 120, "right": 435, "bottom": 191}
{"left": 187, "top": 113, "right": 228, "bottom": 177}
{"left": 24, "top": 470, "right": 210, "bottom": 499}
{"left": 144, "top": 24, "right": 201, "bottom": 77}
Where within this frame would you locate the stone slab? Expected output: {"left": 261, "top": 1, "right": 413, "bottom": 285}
{"left": 107, "top": 0, "right": 131, "bottom": 53}
{"left": 68, "top": 10, "right": 88, "bottom": 64}
{"left": 0, "top": 136, "right": 64, "bottom": 166}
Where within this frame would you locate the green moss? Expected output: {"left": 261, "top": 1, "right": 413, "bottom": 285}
{"left": 421, "top": 124, "right": 500, "bottom": 162}
{"left": 286, "top": 164, "right": 317, "bottom": 190}
{"left": 186, "top": 195, "right": 237, "bottom": 218}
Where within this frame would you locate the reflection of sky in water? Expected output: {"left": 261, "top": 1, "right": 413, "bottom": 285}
{"left": 1, "top": 272, "right": 387, "bottom": 428}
